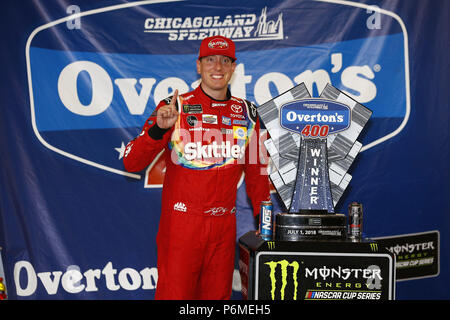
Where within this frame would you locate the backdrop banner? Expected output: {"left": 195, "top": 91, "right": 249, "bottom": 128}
{"left": 0, "top": 0, "right": 448, "bottom": 299}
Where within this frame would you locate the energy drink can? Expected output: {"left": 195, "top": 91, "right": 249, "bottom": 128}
{"left": 259, "top": 201, "right": 274, "bottom": 241}
{"left": 348, "top": 202, "right": 363, "bottom": 241}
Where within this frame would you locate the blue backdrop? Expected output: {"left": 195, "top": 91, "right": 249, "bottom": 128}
{"left": 0, "top": 0, "right": 448, "bottom": 299}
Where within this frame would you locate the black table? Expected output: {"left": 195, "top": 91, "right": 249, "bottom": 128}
{"left": 238, "top": 231, "right": 396, "bottom": 300}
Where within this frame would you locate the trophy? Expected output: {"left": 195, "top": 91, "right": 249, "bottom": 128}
{"left": 258, "top": 83, "right": 372, "bottom": 241}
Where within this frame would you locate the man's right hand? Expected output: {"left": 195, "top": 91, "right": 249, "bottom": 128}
{"left": 156, "top": 89, "right": 179, "bottom": 129}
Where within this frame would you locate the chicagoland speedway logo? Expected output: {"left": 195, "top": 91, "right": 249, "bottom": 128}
{"left": 143, "top": 6, "right": 283, "bottom": 41}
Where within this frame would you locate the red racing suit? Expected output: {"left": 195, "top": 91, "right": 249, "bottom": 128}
{"left": 123, "top": 85, "right": 270, "bottom": 299}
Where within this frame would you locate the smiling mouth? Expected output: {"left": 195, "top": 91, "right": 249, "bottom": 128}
{"left": 211, "top": 74, "right": 224, "bottom": 79}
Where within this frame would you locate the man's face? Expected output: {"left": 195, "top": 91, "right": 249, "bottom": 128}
{"left": 196, "top": 55, "right": 236, "bottom": 94}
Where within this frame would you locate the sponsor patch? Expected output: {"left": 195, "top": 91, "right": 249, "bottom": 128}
{"left": 233, "top": 126, "right": 247, "bottom": 140}
{"left": 231, "top": 104, "right": 243, "bottom": 113}
{"left": 222, "top": 116, "right": 231, "bottom": 126}
{"left": 233, "top": 119, "right": 248, "bottom": 126}
{"left": 202, "top": 114, "right": 218, "bottom": 124}
{"left": 230, "top": 113, "right": 245, "bottom": 119}
{"left": 182, "top": 104, "right": 202, "bottom": 114}
{"left": 186, "top": 115, "right": 199, "bottom": 127}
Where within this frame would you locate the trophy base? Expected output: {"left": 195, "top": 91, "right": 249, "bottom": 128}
{"left": 275, "top": 212, "right": 346, "bottom": 241}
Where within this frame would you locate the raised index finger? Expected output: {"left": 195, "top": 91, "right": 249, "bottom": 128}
{"left": 169, "top": 89, "right": 179, "bottom": 109}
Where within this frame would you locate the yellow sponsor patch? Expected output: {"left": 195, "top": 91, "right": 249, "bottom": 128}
{"left": 233, "top": 126, "right": 247, "bottom": 140}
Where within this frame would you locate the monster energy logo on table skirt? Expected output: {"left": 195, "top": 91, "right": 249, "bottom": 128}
{"left": 255, "top": 252, "right": 394, "bottom": 300}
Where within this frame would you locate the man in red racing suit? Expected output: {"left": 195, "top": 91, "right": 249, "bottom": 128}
{"left": 123, "top": 36, "right": 270, "bottom": 299}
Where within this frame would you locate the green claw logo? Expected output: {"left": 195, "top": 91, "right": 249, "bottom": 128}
{"left": 370, "top": 243, "right": 378, "bottom": 252}
{"left": 264, "top": 260, "right": 299, "bottom": 300}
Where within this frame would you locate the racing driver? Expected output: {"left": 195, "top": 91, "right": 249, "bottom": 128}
{"left": 123, "top": 35, "right": 270, "bottom": 300}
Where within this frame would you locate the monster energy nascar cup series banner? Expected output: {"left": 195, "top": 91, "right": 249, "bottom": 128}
{"left": 0, "top": 0, "right": 449, "bottom": 299}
